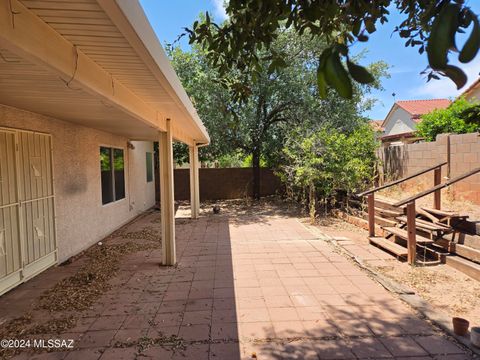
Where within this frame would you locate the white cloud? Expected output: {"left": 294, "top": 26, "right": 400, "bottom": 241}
{"left": 211, "top": 0, "right": 228, "bottom": 21}
{"left": 410, "top": 61, "right": 480, "bottom": 99}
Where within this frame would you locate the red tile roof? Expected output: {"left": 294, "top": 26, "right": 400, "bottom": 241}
{"left": 396, "top": 99, "right": 451, "bottom": 118}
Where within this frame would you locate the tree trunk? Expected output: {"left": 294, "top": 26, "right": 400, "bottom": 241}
{"left": 252, "top": 149, "right": 261, "bottom": 200}
{"left": 309, "top": 182, "right": 316, "bottom": 224}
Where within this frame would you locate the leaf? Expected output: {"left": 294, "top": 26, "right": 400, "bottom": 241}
{"left": 317, "top": 67, "right": 327, "bottom": 99}
{"left": 443, "top": 65, "right": 467, "bottom": 89}
{"left": 346, "top": 60, "right": 375, "bottom": 84}
{"left": 427, "top": 3, "right": 460, "bottom": 70}
{"left": 459, "top": 16, "right": 480, "bottom": 63}
{"left": 324, "top": 51, "right": 353, "bottom": 98}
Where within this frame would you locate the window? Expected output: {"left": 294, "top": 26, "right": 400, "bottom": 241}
{"left": 146, "top": 152, "right": 153, "bottom": 182}
{"left": 100, "top": 147, "right": 125, "bottom": 205}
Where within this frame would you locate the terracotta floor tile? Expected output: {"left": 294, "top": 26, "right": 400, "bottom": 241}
{"left": 178, "top": 324, "right": 210, "bottom": 341}
{"left": 210, "top": 343, "right": 242, "bottom": 360}
{"left": 239, "top": 321, "right": 275, "bottom": 340}
{"left": 113, "top": 328, "right": 145, "bottom": 344}
{"left": 313, "top": 339, "right": 355, "bottom": 359}
{"left": 268, "top": 307, "right": 299, "bottom": 321}
{"left": 211, "top": 322, "right": 239, "bottom": 340}
{"left": 2, "top": 209, "right": 467, "bottom": 360}
{"left": 182, "top": 310, "right": 212, "bottom": 325}
{"left": 272, "top": 320, "right": 305, "bottom": 338}
{"left": 380, "top": 336, "right": 429, "bottom": 357}
{"left": 154, "top": 312, "right": 183, "bottom": 327}
{"left": 77, "top": 330, "right": 116, "bottom": 348}
{"left": 64, "top": 348, "right": 104, "bottom": 360}
{"left": 237, "top": 307, "right": 271, "bottom": 323}
{"left": 99, "top": 347, "right": 137, "bottom": 360}
{"left": 264, "top": 295, "right": 294, "bottom": 308}
{"left": 350, "top": 337, "right": 392, "bottom": 359}
{"left": 414, "top": 335, "right": 465, "bottom": 355}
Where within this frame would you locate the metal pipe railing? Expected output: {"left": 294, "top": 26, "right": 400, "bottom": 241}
{"left": 357, "top": 162, "right": 447, "bottom": 197}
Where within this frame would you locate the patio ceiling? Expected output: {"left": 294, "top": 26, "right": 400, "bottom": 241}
{"left": 0, "top": 0, "right": 209, "bottom": 145}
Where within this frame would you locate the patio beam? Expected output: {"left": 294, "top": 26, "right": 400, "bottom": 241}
{"left": 189, "top": 145, "right": 200, "bottom": 219}
{"left": 159, "top": 120, "right": 176, "bottom": 265}
{"left": 0, "top": 0, "right": 164, "bottom": 132}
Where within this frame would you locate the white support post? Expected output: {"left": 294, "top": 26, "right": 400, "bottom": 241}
{"left": 159, "top": 120, "right": 176, "bottom": 265}
{"left": 189, "top": 145, "right": 200, "bottom": 219}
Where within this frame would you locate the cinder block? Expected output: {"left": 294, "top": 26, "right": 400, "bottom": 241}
{"left": 464, "top": 152, "right": 478, "bottom": 163}
{"left": 457, "top": 143, "right": 471, "bottom": 153}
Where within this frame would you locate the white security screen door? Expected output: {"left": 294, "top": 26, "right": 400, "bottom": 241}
{"left": 0, "top": 129, "right": 56, "bottom": 295}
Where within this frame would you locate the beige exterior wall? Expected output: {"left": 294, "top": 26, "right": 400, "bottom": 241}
{"left": 383, "top": 107, "right": 416, "bottom": 137}
{"left": 0, "top": 104, "right": 155, "bottom": 262}
{"left": 466, "top": 87, "right": 480, "bottom": 102}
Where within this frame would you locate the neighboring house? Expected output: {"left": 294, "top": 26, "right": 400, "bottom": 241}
{"left": 461, "top": 77, "right": 480, "bottom": 101}
{"left": 380, "top": 99, "right": 451, "bottom": 146}
{"left": 370, "top": 119, "right": 384, "bottom": 135}
{"left": 0, "top": 0, "right": 209, "bottom": 295}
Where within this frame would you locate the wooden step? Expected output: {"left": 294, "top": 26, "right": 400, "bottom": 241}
{"left": 383, "top": 226, "right": 434, "bottom": 244}
{"left": 421, "top": 207, "right": 469, "bottom": 224}
{"left": 396, "top": 216, "right": 451, "bottom": 232}
{"left": 446, "top": 255, "right": 480, "bottom": 281}
{"left": 369, "top": 236, "right": 408, "bottom": 257}
{"left": 375, "top": 207, "right": 403, "bottom": 218}
{"left": 375, "top": 215, "right": 397, "bottom": 227}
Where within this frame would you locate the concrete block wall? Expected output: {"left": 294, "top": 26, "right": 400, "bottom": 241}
{"left": 378, "top": 133, "right": 480, "bottom": 204}
{"left": 174, "top": 168, "right": 283, "bottom": 201}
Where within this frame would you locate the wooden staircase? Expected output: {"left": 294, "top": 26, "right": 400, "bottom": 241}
{"left": 358, "top": 164, "right": 480, "bottom": 280}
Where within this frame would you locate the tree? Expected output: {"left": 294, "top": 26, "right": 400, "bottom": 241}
{"left": 279, "top": 124, "right": 378, "bottom": 223}
{"left": 416, "top": 97, "right": 480, "bottom": 141}
{"left": 169, "top": 30, "right": 387, "bottom": 199}
{"left": 186, "top": 1, "right": 480, "bottom": 100}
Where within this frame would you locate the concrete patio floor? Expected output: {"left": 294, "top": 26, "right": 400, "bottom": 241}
{"left": 0, "top": 204, "right": 474, "bottom": 360}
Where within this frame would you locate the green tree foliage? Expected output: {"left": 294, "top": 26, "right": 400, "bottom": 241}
{"left": 169, "top": 30, "right": 387, "bottom": 198}
{"left": 416, "top": 97, "right": 480, "bottom": 141}
{"left": 279, "top": 125, "right": 378, "bottom": 222}
{"left": 187, "top": 1, "right": 480, "bottom": 101}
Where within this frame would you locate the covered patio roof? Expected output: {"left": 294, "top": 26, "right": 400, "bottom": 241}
{"left": 0, "top": 0, "right": 209, "bottom": 145}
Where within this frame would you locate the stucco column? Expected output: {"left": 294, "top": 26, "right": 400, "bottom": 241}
{"left": 189, "top": 145, "right": 200, "bottom": 219}
{"left": 159, "top": 119, "right": 176, "bottom": 265}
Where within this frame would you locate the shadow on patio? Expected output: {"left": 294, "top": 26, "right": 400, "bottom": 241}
{"left": 0, "top": 201, "right": 473, "bottom": 360}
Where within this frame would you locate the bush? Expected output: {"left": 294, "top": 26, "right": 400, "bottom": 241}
{"left": 279, "top": 125, "right": 378, "bottom": 222}
{"left": 416, "top": 97, "right": 480, "bottom": 141}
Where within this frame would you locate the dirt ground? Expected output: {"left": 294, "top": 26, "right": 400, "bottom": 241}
{"left": 315, "top": 215, "right": 480, "bottom": 330}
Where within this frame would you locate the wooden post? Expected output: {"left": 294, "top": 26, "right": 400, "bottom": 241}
{"left": 159, "top": 120, "right": 176, "bottom": 266}
{"left": 406, "top": 201, "right": 416, "bottom": 265}
{"left": 189, "top": 144, "right": 200, "bottom": 219}
{"left": 367, "top": 193, "right": 375, "bottom": 237}
{"left": 434, "top": 167, "right": 441, "bottom": 210}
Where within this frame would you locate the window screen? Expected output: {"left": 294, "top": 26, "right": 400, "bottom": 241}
{"left": 100, "top": 147, "right": 125, "bottom": 204}
{"left": 146, "top": 152, "right": 153, "bottom": 182}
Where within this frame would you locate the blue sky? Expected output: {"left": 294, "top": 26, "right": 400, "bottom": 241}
{"left": 140, "top": 0, "right": 480, "bottom": 120}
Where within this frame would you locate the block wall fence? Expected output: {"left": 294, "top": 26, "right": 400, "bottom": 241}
{"left": 377, "top": 133, "right": 480, "bottom": 204}
{"left": 174, "top": 168, "right": 283, "bottom": 201}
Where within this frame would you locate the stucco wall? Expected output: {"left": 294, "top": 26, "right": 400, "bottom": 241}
{"left": 0, "top": 104, "right": 155, "bottom": 262}
{"left": 466, "top": 87, "right": 480, "bottom": 102}
{"left": 383, "top": 107, "right": 416, "bottom": 136}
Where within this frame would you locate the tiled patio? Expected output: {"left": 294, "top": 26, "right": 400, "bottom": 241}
{"left": 0, "top": 206, "right": 473, "bottom": 359}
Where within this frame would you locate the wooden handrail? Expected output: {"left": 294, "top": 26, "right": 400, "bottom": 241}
{"left": 357, "top": 162, "right": 447, "bottom": 197}
{"left": 394, "top": 167, "right": 480, "bottom": 207}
